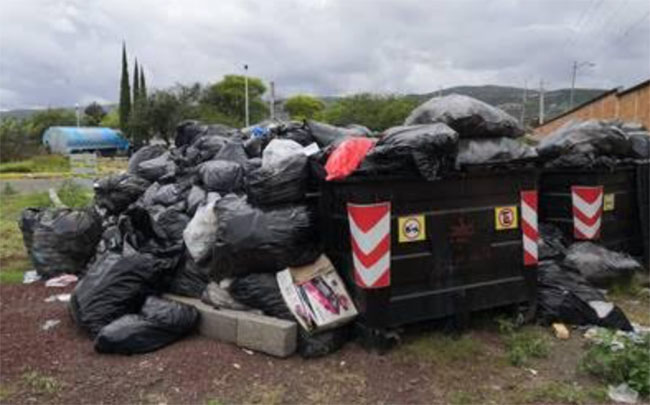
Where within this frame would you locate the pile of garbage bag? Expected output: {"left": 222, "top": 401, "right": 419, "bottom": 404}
{"left": 537, "top": 119, "right": 650, "bottom": 168}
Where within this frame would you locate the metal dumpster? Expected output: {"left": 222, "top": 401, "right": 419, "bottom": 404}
{"left": 319, "top": 170, "right": 539, "bottom": 336}
{"left": 539, "top": 165, "right": 646, "bottom": 261}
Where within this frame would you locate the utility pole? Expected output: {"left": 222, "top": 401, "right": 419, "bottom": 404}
{"left": 244, "top": 64, "right": 249, "bottom": 127}
{"left": 539, "top": 79, "right": 545, "bottom": 125}
{"left": 570, "top": 60, "right": 595, "bottom": 109}
{"left": 269, "top": 81, "right": 275, "bottom": 120}
{"left": 520, "top": 81, "right": 528, "bottom": 127}
{"left": 75, "top": 103, "right": 80, "bottom": 127}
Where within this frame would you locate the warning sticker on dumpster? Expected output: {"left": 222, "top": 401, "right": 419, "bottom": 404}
{"left": 603, "top": 193, "right": 615, "bottom": 211}
{"left": 398, "top": 215, "right": 426, "bottom": 243}
{"left": 494, "top": 206, "right": 518, "bottom": 230}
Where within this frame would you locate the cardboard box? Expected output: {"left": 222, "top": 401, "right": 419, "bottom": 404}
{"left": 277, "top": 255, "right": 357, "bottom": 332}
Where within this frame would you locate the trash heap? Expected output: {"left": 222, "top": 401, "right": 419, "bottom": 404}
{"left": 18, "top": 94, "right": 648, "bottom": 356}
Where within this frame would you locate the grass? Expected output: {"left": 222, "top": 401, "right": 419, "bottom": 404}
{"left": 521, "top": 382, "right": 608, "bottom": 404}
{"left": 397, "top": 332, "right": 484, "bottom": 364}
{"left": 0, "top": 182, "right": 92, "bottom": 284}
{"left": 0, "top": 155, "right": 70, "bottom": 174}
{"left": 498, "top": 318, "right": 550, "bottom": 367}
{"left": 0, "top": 384, "right": 15, "bottom": 401}
{"left": 244, "top": 383, "right": 286, "bottom": 405}
{"left": 449, "top": 390, "right": 481, "bottom": 405}
{"left": 22, "top": 371, "right": 61, "bottom": 395}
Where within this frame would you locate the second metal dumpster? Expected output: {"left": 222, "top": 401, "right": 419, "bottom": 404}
{"left": 319, "top": 170, "right": 539, "bottom": 336}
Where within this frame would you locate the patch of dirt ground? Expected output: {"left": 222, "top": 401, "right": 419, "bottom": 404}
{"left": 0, "top": 283, "right": 622, "bottom": 404}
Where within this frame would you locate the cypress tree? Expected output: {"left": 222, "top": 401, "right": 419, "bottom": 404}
{"left": 133, "top": 59, "right": 140, "bottom": 103}
{"left": 118, "top": 42, "right": 131, "bottom": 132}
{"left": 139, "top": 67, "right": 147, "bottom": 101}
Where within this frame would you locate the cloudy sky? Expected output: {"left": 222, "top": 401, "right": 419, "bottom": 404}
{"left": 1, "top": 0, "right": 649, "bottom": 109}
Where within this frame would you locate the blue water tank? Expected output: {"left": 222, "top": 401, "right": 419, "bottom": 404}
{"left": 42, "top": 127, "right": 130, "bottom": 154}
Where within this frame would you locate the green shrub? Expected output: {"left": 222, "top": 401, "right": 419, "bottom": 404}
{"left": 580, "top": 329, "right": 650, "bottom": 397}
{"left": 57, "top": 180, "right": 92, "bottom": 208}
{"left": 498, "top": 318, "right": 549, "bottom": 366}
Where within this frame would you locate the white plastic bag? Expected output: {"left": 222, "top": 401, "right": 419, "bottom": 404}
{"left": 262, "top": 139, "right": 304, "bottom": 168}
{"left": 182, "top": 193, "right": 220, "bottom": 263}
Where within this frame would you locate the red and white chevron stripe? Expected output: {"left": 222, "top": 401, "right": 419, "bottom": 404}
{"left": 520, "top": 190, "right": 538, "bottom": 266}
{"left": 572, "top": 186, "right": 603, "bottom": 240}
{"left": 347, "top": 202, "right": 391, "bottom": 289}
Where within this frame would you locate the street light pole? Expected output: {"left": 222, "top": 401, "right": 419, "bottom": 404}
{"left": 244, "top": 64, "right": 249, "bottom": 127}
{"left": 75, "top": 103, "right": 80, "bottom": 127}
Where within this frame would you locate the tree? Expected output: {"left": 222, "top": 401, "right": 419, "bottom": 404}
{"left": 132, "top": 59, "right": 140, "bottom": 103}
{"left": 83, "top": 102, "right": 106, "bottom": 126}
{"left": 146, "top": 84, "right": 203, "bottom": 145}
{"left": 140, "top": 66, "right": 147, "bottom": 101}
{"left": 119, "top": 43, "right": 131, "bottom": 133}
{"left": 321, "top": 94, "right": 418, "bottom": 131}
{"left": 99, "top": 109, "right": 120, "bottom": 129}
{"left": 201, "top": 75, "right": 267, "bottom": 127}
{"left": 284, "top": 94, "right": 325, "bottom": 120}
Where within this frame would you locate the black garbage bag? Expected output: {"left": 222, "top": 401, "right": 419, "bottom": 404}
{"left": 183, "top": 134, "right": 230, "bottom": 165}
{"left": 118, "top": 205, "right": 185, "bottom": 258}
{"left": 167, "top": 255, "right": 211, "bottom": 298}
{"left": 198, "top": 160, "right": 244, "bottom": 193}
{"left": 150, "top": 182, "right": 192, "bottom": 207}
{"left": 18, "top": 208, "right": 41, "bottom": 256}
{"left": 562, "top": 242, "right": 642, "bottom": 288}
{"left": 536, "top": 261, "right": 632, "bottom": 331}
{"left": 214, "top": 138, "right": 248, "bottom": 165}
{"left": 537, "top": 120, "right": 632, "bottom": 159}
{"left": 27, "top": 208, "right": 102, "bottom": 278}
{"left": 94, "top": 296, "right": 199, "bottom": 354}
{"left": 186, "top": 185, "right": 207, "bottom": 216}
{"left": 137, "top": 152, "right": 177, "bottom": 182}
{"left": 70, "top": 252, "right": 176, "bottom": 336}
{"left": 229, "top": 273, "right": 349, "bottom": 358}
{"left": 246, "top": 153, "right": 308, "bottom": 206}
{"left": 455, "top": 138, "right": 537, "bottom": 167}
{"left": 94, "top": 174, "right": 150, "bottom": 214}
{"left": 280, "top": 122, "right": 315, "bottom": 146}
{"left": 306, "top": 120, "right": 367, "bottom": 147}
{"left": 539, "top": 223, "right": 568, "bottom": 260}
{"left": 404, "top": 94, "right": 524, "bottom": 139}
{"left": 543, "top": 153, "right": 621, "bottom": 170}
{"left": 244, "top": 136, "right": 266, "bottom": 158}
{"left": 175, "top": 120, "right": 207, "bottom": 147}
{"left": 243, "top": 158, "right": 263, "bottom": 174}
{"left": 213, "top": 195, "right": 320, "bottom": 277}
{"left": 149, "top": 203, "right": 190, "bottom": 242}
{"left": 629, "top": 133, "right": 650, "bottom": 159}
{"left": 128, "top": 145, "right": 167, "bottom": 175}
{"left": 366, "top": 124, "right": 458, "bottom": 180}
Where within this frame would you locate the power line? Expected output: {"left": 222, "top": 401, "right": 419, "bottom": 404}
{"left": 564, "top": 0, "right": 607, "bottom": 52}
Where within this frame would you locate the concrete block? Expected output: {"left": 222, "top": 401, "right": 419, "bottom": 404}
{"left": 163, "top": 294, "right": 297, "bottom": 357}
{"left": 236, "top": 311, "right": 297, "bottom": 358}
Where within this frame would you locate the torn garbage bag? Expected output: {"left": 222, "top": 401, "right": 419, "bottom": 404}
{"left": 27, "top": 207, "right": 102, "bottom": 278}
{"left": 246, "top": 153, "right": 309, "bottom": 206}
{"left": 455, "top": 138, "right": 537, "bottom": 167}
{"left": 213, "top": 195, "right": 320, "bottom": 277}
{"left": 361, "top": 124, "right": 458, "bottom": 180}
{"left": 201, "top": 280, "right": 252, "bottom": 311}
{"left": 404, "top": 94, "right": 524, "bottom": 139}
{"left": 183, "top": 193, "right": 220, "bottom": 263}
{"left": 536, "top": 261, "right": 632, "bottom": 331}
{"left": 128, "top": 145, "right": 167, "bottom": 176}
{"left": 325, "top": 137, "right": 375, "bottom": 181}
{"left": 562, "top": 242, "right": 642, "bottom": 288}
{"left": 94, "top": 296, "right": 199, "bottom": 354}
{"left": 229, "top": 273, "right": 349, "bottom": 358}
{"left": 70, "top": 252, "right": 175, "bottom": 336}
{"left": 198, "top": 160, "right": 244, "bottom": 193}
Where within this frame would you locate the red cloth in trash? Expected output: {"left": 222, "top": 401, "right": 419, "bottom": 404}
{"left": 325, "top": 137, "right": 375, "bottom": 181}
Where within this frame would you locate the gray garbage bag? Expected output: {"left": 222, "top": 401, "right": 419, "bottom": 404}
{"left": 198, "top": 160, "right": 244, "bottom": 193}
{"left": 167, "top": 254, "right": 210, "bottom": 298}
{"left": 306, "top": 120, "right": 368, "bottom": 147}
{"left": 128, "top": 145, "right": 167, "bottom": 175}
{"left": 186, "top": 185, "right": 207, "bottom": 216}
{"left": 137, "top": 152, "right": 177, "bottom": 182}
{"left": 562, "top": 242, "right": 642, "bottom": 288}
{"left": 262, "top": 139, "right": 304, "bottom": 168}
{"left": 213, "top": 195, "right": 320, "bottom": 277}
{"left": 150, "top": 182, "right": 191, "bottom": 207}
{"left": 94, "top": 296, "right": 199, "bottom": 354}
{"left": 455, "top": 138, "right": 537, "bottom": 167}
{"left": 537, "top": 120, "right": 632, "bottom": 159}
{"left": 26, "top": 207, "right": 103, "bottom": 278}
{"left": 213, "top": 139, "right": 248, "bottom": 165}
{"left": 404, "top": 94, "right": 524, "bottom": 138}
{"left": 537, "top": 260, "right": 632, "bottom": 331}
{"left": 149, "top": 203, "right": 190, "bottom": 242}
{"left": 94, "top": 174, "right": 150, "bottom": 215}
{"left": 201, "top": 280, "right": 252, "bottom": 311}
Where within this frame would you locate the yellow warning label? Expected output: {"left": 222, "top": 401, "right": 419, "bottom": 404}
{"left": 603, "top": 193, "right": 615, "bottom": 211}
{"left": 398, "top": 215, "right": 426, "bottom": 243}
{"left": 494, "top": 206, "right": 518, "bottom": 230}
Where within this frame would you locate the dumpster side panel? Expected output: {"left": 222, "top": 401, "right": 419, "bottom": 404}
{"left": 320, "top": 171, "right": 537, "bottom": 329}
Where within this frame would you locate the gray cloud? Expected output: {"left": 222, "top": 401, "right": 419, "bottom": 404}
{"left": 1, "top": 0, "right": 648, "bottom": 109}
